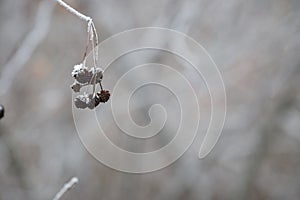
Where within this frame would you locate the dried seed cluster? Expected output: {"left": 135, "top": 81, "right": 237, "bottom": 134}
{"left": 71, "top": 64, "right": 110, "bottom": 109}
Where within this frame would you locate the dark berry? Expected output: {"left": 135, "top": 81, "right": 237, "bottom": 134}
{"left": 0, "top": 104, "right": 4, "bottom": 119}
{"left": 97, "top": 90, "right": 110, "bottom": 103}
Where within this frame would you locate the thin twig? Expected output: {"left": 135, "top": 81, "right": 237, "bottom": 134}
{"left": 52, "top": 177, "right": 79, "bottom": 200}
{"left": 54, "top": 0, "right": 94, "bottom": 63}
{"left": 82, "top": 28, "right": 91, "bottom": 64}
{"left": 55, "top": 0, "right": 98, "bottom": 64}
{"left": 91, "top": 22, "right": 99, "bottom": 65}
{"left": 55, "top": 0, "right": 91, "bottom": 22}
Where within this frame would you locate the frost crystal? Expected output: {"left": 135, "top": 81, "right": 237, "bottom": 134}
{"left": 71, "top": 63, "right": 85, "bottom": 77}
{"left": 71, "top": 64, "right": 93, "bottom": 84}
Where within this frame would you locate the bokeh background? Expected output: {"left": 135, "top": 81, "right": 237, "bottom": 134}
{"left": 1, "top": 0, "right": 300, "bottom": 199}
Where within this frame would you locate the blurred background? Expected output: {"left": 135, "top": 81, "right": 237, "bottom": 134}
{"left": 0, "top": 0, "right": 300, "bottom": 199}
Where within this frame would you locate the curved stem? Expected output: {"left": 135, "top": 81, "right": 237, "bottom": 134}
{"left": 55, "top": 0, "right": 99, "bottom": 69}
{"left": 55, "top": 0, "right": 91, "bottom": 22}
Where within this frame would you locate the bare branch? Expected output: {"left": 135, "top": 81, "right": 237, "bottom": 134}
{"left": 52, "top": 177, "right": 79, "bottom": 200}
{"left": 55, "top": 0, "right": 91, "bottom": 22}
{"left": 55, "top": 0, "right": 99, "bottom": 68}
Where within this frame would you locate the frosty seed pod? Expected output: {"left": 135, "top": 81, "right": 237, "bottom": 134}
{"left": 71, "top": 64, "right": 86, "bottom": 77}
{"left": 71, "top": 82, "right": 82, "bottom": 92}
{"left": 71, "top": 63, "right": 108, "bottom": 109}
{"left": 74, "top": 94, "right": 89, "bottom": 109}
{"left": 86, "top": 94, "right": 97, "bottom": 109}
{"left": 72, "top": 64, "right": 93, "bottom": 84}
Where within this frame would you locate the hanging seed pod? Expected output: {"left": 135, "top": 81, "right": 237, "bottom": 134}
{"left": 72, "top": 64, "right": 85, "bottom": 77}
{"left": 74, "top": 94, "right": 89, "bottom": 109}
{"left": 72, "top": 64, "right": 93, "bottom": 84}
{"left": 71, "top": 82, "right": 82, "bottom": 92}
{"left": 86, "top": 94, "right": 97, "bottom": 109}
{"left": 71, "top": 63, "right": 107, "bottom": 109}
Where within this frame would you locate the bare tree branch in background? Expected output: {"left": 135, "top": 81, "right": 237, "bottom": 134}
{"left": 0, "top": 0, "right": 55, "bottom": 96}
{"left": 0, "top": 2, "right": 55, "bottom": 200}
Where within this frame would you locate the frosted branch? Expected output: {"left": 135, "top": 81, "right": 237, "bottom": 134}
{"left": 55, "top": 0, "right": 91, "bottom": 22}
{"left": 55, "top": 0, "right": 99, "bottom": 67}
{"left": 52, "top": 177, "right": 79, "bottom": 200}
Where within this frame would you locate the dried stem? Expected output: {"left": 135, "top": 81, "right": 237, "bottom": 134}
{"left": 54, "top": 0, "right": 98, "bottom": 64}
{"left": 52, "top": 177, "right": 79, "bottom": 200}
{"left": 82, "top": 28, "right": 91, "bottom": 64}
